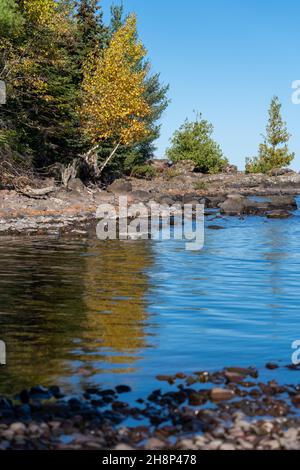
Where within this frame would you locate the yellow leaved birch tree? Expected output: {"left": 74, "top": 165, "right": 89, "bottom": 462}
{"left": 80, "top": 14, "right": 151, "bottom": 176}
{"left": 20, "top": 0, "right": 55, "bottom": 25}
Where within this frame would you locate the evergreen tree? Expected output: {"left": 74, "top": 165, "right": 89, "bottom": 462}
{"left": 166, "top": 114, "right": 227, "bottom": 174}
{"left": 110, "top": 2, "right": 125, "bottom": 35}
{"left": 246, "top": 96, "right": 294, "bottom": 173}
{"left": 75, "top": 0, "right": 109, "bottom": 61}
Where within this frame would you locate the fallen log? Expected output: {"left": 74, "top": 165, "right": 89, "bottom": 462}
{"left": 17, "top": 186, "right": 56, "bottom": 199}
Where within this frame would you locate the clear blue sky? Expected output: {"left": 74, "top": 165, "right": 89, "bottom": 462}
{"left": 101, "top": 0, "right": 300, "bottom": 170}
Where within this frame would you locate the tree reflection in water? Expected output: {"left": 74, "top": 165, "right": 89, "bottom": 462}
{"left": 0, "top": 238, "right": 153, "bottom": 395}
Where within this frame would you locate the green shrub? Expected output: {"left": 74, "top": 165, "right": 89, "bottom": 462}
{"left": 166, "top": 114, "right": 227, "bottom": 174}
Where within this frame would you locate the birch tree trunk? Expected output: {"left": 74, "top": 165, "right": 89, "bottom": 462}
{"left": 98, "top": 142, "right": 121, "bottom": 175}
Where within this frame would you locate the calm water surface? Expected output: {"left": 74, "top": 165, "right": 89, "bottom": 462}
{"left": 0, "top": 200, "right": 300, "bottom": 396}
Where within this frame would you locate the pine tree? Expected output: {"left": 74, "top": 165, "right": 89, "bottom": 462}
{"left": 75, "top": 0, "right": 109, "bottom": 63}
{"left": 110, "top": 2, "right": 125, "bottom": 35}
{"left": 246, "top": 96, "right": 294, "bottom": 173}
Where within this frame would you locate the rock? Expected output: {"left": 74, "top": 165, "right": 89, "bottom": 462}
{"left": 236, "top": 439, "right": 254, "bottom": 450}
{"left": 115, "top": 385, "right": 131, "bottom": 394}
{"left": 114, "top": 443, "right": 135, "bottom": 451}
{"left": 9, "top": 422, "right": 26, "bottom": 435}
{"left": 268, "top": 196, "right": 297, "bottom": 210}
{"left": 268, "top": 168, "right": 295, "bottom": 176}
{"left": 130, "top": 190, "right": 151, "bottom": 202}
{"left": 220, "top": 194, "right": 248, "bottom": 215}
{"left": 266, "top": 363, "right": 279, "bottom": 370}
{"left": 219, "top": 443, "right": 236, "bottom": 451}
{"left": 226, "top": 367, "right": 258, "bottom": 378}
{"left": 208, "top": 225, "right": 225, "bottom": 230}
{"left": 223, "top": 164, "right": 238, "bottom": 174}
{"left": 267, "top": 210, "right": 292, "bottom": 219}
{"left": 210, "top": 388, "right": 235, "bottom": 402}
{"left": 156, "top": 195, "right": 178, "bottom": 206}
{"left": 1, "top": 430, "right": 14, "bottom": 441}
{"left": 204, "top": 439, "right": 223, "bottom": 450}
{"left": 149, "top": 159, "right": 170, "bottom": 173}
{"left": 266, "top": 439, "right": 281, "bottom": 450}
{"left": 145, "top": 437, "right": 166, "bottom": 450}
{"left": 173, "top": 160, "right": 196, "bottom": 174}
{"left": 108, "top": 179, "right": 132, "bottom": 194}
{"left": 224, "top": 371, "right": 244, "bottom": 383}
{"left": 67, "top": 178, "right": 86, "bottom": 193}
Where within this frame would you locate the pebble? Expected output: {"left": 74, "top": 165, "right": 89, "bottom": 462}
{"left": 9, "top": 423, "right": 26, "bottom": 435}
{"left": 220, "top": 443, "right": 236, "bottom": 451}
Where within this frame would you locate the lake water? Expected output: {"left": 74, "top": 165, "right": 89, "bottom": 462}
{"left": 0, "top": 199, "right": 300, "bottom": 398}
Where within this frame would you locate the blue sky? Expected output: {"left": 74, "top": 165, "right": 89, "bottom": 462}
{"left": 101, "top": 0, "right": 300, "bottom": 170}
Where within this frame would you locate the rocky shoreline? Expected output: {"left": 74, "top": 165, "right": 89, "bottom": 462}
{"left": 0, "top": 172, "right": 300, "bottom": 236}
{"left": 1, "top": 364, "right": 300, "bottom": 450}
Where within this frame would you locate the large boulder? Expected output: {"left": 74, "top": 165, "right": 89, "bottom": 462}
{"left": 130, "top": 190, "right": 152, "bottom": 203}
{"left": 107, "top": 179, "right": 132, "bottom": 194}
{"left": 67, "top": 178, "right": 86, "bottom": 193}
{"left": 149, "top": 159, "right": 170, "bottom": 173}
{"left": 220, "top": 194, "right": 248, "bottom": 215}
{"left": 268, "top": 168, "right": 295, "bottom": 176}
{"left": 172, "top": 160, "right": 196, "bottom": 174}
{"left": 222, "top": 164, "right": 238, "bottom": 174}
{"left": 268, "top": 196, "right": 297, "bottom": 211}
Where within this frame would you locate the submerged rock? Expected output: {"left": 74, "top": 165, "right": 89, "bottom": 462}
{"left": 210, "top": 388, "right": 235, "bottom": 402}
{"left": 267, "top": 210, "right": 292, "bottom": 219}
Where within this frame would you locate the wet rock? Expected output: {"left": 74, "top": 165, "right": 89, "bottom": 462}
{"left": 224, "top": 371, "right": 244, "bottom": 383}
{"left": 211, "top": 388, "right": 235, "bottom": 402}
{"left": 207, "top": 225, "right": 225, "bottom": 230}
{"left": 267, "top": 210, "right": 292, "bottom": 219}
{"left": 268, "top": 196, "right": 297, "bottom": 210}
{"left": 266, "top": 363, "right": 279, "bottom": 370}
{"left": 29, "top": 385, "right": 52, "bottom": 400}
{"left": 68, "top": 398, "right": 82, "bottom": 411}
{"left": 220, "top": 194, "right": 248, "bottom": 215}
{"left": 226, "top": 367, "right": 258, "bottom": 379}
{"left": 156, "top": 375, "right": 175, "bottom": 385}
{"left": 115, "top": 385, "right": 132, "bottom": 394}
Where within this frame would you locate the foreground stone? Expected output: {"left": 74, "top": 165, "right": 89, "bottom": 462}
{"left": 0, "top": 365, "right": 300, "bottom": 450}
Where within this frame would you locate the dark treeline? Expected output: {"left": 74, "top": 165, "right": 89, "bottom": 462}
{"left": 0, "top": 0, "right": 169, "bottom": 185}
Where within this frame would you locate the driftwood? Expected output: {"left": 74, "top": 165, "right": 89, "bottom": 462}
{"left": 17, "top": 185, "right": 56, "bottom": 199}
{"left": 61, "top": 159, "right": 78, "bottom": 187}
